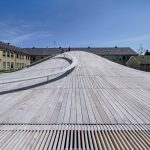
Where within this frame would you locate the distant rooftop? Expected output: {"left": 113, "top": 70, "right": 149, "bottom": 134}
{"left": 21, "top": 47, "right": 138, "bottom": 56}
{"left": 0, "top": 41, "right": 138, "bottom": 56}
{"left": 0, "top": 41, "right": 29, "bottom": 55}
{"left": 129, "top": 55, "right": 150, "bottom": 65}
{"left": 145, "top": 50, "right": 150, "bottom": 55}
{"left": 0, "top": 41, "right": 19, "bottom": 50}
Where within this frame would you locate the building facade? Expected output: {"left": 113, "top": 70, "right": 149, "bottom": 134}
{"left": 22, "top": 47, "right": 138, "bottom": 64}
{"left": 0, "top": 42, "right": 138, "bottom": 72}
{"left": 126, "top": 55, "right": 150, "bottom": 72}
{"left": 0, "top": 42, "right": 31, "bottom": 72}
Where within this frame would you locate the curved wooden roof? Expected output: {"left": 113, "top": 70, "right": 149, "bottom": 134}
{"left": 0, "top": 51, "right": 149, "bottom": 149}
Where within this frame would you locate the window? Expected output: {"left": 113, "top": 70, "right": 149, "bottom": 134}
{"left": 16, "top": 54, "right": 19, "bottom": 58}
{"left": 7, "top": 51, "right": 10, "bottom": 57}
{"left": 3, "top": 62, "right": 6, "bottom": 69}
{"left": 7, "top": 62, "right": 10, "bottom": 70}
{"left": 3, "top": 50, "right": 6, "bottom": 57}
{"left": 11, "top": 52, "right": 14, "bottom": 57}
{"left": 33, "top": 57, "right": 36, "bottom": 61}
{"left": 16, "top": 63, "right": 19, "bottom": 69}
{"left": 17, "top": 63, "right": 20, "bottom": 69}
{"left": 123, "top": 56, "right": 126, "bottom": 61}
{"left": 26, "top": 55, "right": 30, "bottom": 60}
{"left": 18, "top": 63, "right": 20, "bottom": 69}
{"left": 11, "top": 62, "right": 14, "bottom": 69}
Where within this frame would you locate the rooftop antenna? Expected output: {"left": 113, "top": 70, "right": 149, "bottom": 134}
{"left": 138, "top": 43, "right": 145, "bottom": 54}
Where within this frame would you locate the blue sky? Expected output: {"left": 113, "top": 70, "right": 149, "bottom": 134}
{"left": 0, "top": 0, "right": 150, "bottom": 51}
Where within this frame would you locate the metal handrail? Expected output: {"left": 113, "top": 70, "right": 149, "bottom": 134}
{"left": 27, "top": 54, "right": 58, "bottom": 68}
{"left": 0, "top": 54, "right": 78, "bottom": 84}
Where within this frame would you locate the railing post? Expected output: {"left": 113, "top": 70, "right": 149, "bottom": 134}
{"left": 47, "top": 76, "right": 49, "bottom": 81}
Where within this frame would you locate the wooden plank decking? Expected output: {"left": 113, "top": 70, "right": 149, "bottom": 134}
{"left": 0, "top": 51, "right": 150, "bottom": 125}
{"left": 0, "top": 124, "right": 149, "bottom": 150}
{"left": 0, "top": 51, "right": 150, "bottom": 149}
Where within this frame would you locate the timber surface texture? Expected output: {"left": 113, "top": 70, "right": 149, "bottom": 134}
{"left": 0, "top": 51, "right": 150, "bottom": 124}
{"left": 0, "top": 124, "right": 149, "bottom": 150}
{"left": 0, "top": 51, "right": 150, "bottom": 149}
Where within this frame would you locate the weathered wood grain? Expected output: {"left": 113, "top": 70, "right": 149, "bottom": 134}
{"left": 0, "top": 51, "right": 150, "bottom": 125}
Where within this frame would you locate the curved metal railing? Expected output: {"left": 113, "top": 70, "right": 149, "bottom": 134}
{"left": 27, "top": 54, "right": 58, "bottom": 68}
{"left": 0, "top": 54, "right": 78, "bottom": 84}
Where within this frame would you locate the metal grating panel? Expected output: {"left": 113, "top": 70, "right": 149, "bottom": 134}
{"left": 0, "top": 124, "right": 149, "bottom": 150}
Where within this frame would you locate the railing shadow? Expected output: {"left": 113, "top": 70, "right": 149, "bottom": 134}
{"left": 0, "top": 68, "right": 74, "bottom": 95}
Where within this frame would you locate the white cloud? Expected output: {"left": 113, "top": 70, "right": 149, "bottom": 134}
{"left": 0, "top": 20, "right": 53, "bottom": 44}
{"left": 104, "top": 34, "right": 150, "bottom": 45}
{"left": 2, "top": 31, "right": 52, "bottom": 44}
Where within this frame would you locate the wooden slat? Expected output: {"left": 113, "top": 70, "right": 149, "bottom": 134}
{"left": 0, "top": 51, "right": 150, "bottom": 149}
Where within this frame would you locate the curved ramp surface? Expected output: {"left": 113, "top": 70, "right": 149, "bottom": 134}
{"left": 0, "top": 54, "right": 77, "bottom": 92}
{"left": 0, "top": 51, "right": 150, "bottom": 149}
